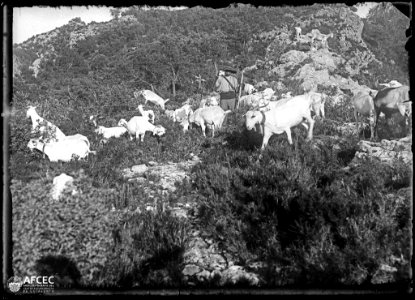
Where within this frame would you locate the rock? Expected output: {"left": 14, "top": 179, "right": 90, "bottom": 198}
{"left": 196, "top": 270, "right": 211, "bottom": 282}
{"left": 279, "top": 50, "right": 309, "bottom": 65}
{"left": 128, "top": 177, "right": 146, "bottom": 184}
{"left": 350, "top": 137, "right": 412, "bottom": 166}
{"left": 131, "top": 164, "right": 148, "bottom": 175}
{"left": 171, "top": 208, "right": 188, "bottom": 219}
{"left": 247, "top": 261, "right": 266, "bottom": 272}
{"left": 148, "top": 161, "right": 158, "bottom": 166}
{"left": 51, "top": 173, "right": 77, "bottom": 200}
{"left": 308, "top": 48, "right": 344, "bottom": 72}
{"left": 182, "top": 264, "right": 201, "bottom": 277}
{"left": 219, "top": 265, "right": 260, "bottom": 286}
{"left": 380, "top": 264, "right": 398, "bottom": 273}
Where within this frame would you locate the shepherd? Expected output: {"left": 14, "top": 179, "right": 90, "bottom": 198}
{"left": 214, "top": 67, "right": 239, "bottom": 112}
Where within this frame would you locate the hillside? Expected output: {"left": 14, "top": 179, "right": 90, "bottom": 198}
{"left": 12, "top": 3, "right": 409, "bottom": 100}
{"left": 9, "top": 3, "right": 411, "bottom": 290}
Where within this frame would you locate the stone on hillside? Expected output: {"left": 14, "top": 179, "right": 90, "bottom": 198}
{"left": 131, "top": 164, "right": 148, "bottom": 174}
{"left": 350, "top": 136, "right": 412, "bottom": 166}
{"left": 51, "top": 173, "right": 77, "bottom": 201}
{"left": 128, "top": 177, "right": 147, "bottom": 184}
{"left": 219, "top": 265, "right": 260, "bottom": 286}
{"left": 295, "top": 64, "right": 331, "bottom": 91}
{"left": 279, "top": 50, "right": 309, "bottom": 66}
{"left": 182, "top": 264, "right": 201, "bottom": 277}
{"left": 308, "top": 48, "right": 344, "bottom": 71}
{"left": 196, "top": 270, "right": 211, "bottom": 282}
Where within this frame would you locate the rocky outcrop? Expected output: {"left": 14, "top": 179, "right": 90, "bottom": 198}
{"left": 181, "top": 232, "right": 261, "bottom": 286}
{"left": 121, "top": 154, "right": 201, "bottom": 192}
{"left": 350, "top": 136, "right": 412, "bottom": 167}
{"left": 121, "top": 156, "right": 263, "bottom": 286}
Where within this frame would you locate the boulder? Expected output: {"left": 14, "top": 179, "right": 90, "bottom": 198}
{"left": 350, "top": 136, "right": 412, "bottom": 166}
{"left": 51, "top": 173, "right": 77, "bottom": 200}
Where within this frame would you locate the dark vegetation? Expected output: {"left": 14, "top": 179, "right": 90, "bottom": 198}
{"left": 10, "top": 3, "right": 411, "bottom": 289}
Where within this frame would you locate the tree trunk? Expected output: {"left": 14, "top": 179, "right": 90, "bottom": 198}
{"left": 172, "top": 78, "right": 176, "bottom": 97}
{"left": 170, "top": 65, "right": 179, "bottom": 98}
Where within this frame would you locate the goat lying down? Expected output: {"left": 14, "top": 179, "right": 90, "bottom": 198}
{"left": 245, "top": 93, "right": 315, "bottom": 150}
{"left": 27, "top": 135, "right": 96, "bottom": 162}
{"left": 185, "top": 106, "right": 231, "bottom": 137}
{"left": 118, "top": 116, "right": 166, "bottom": 142}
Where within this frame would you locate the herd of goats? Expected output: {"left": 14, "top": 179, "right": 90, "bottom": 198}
{"left": 25, "top": 78, "right": 411, "bottom": 162}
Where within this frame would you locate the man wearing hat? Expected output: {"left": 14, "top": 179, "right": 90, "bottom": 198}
{"left": 214, "top": 68, "right": 239, "bottom": 111}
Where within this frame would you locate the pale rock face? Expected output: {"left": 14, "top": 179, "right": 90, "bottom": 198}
{"left": 51, "top": 173, "right": 77, "bottom": 200}
{"left": 350, "top": 136, "right": 412, "bottom": 166}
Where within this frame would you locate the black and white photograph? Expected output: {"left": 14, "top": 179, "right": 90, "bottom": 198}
{"left": 4, "top": 1, "right": 413, "bottom": 295}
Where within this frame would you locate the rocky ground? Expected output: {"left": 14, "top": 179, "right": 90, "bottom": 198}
{"left": 120, "top": 153, "right": 262, "bottom": 287}
{"left": 114, "top": 132, "right": 411, "bottom": 286}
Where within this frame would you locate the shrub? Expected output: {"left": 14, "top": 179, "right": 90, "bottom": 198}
{"left": 11, "top": 174, "right": 118, "bottom": 287}
{"left": 99, "top": 208, "right": 190, "bottom": 287}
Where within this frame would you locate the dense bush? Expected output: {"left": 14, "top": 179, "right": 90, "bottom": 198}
{"left": 97, "top": 208, "right": 190, "bottom": 288}
{"left": 11, "top": 173, "right": 118, "bottom": 286}
{"left": 180, "top": 137, "right": 412, "bottom": 286}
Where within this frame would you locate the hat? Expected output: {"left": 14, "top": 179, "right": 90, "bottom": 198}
{"left": 220, "top": 66, "right": 237, "bottom": 74}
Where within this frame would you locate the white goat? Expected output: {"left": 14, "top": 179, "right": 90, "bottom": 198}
{"left": 94, "top": 125, "right": 127, "bottom": 140}
{"left": 137, "top": 104, "right": 155, "bottom": 123}
{"left": 310, "top": 29, "right": 333, "bottom": 49}
{"left": 27, "top": 137, "right": 96, "bottom": 162}
{"left": 187, "top": 106, "right": 231, "bottom": 137}
{"left": 173, "top": 104, "right": 193, "bottom": 122}
{"left": 379, "top": 80, "right": 403, "bottom": 89}
{"left": 26, "top": 106, "right": 66, "bottom": 141}
{"left": 351, "top": 91, "right": 375, "bottom": 139}
{"left": 238, "top": 93, "right": 263, "bottom": 108}
{"left": 118, "top": 116, "right": 166, "bottom": 142}
{"left": 134, "top": 90, "right": 169, "bottom": 110}
{"left": 89, "top": 115, "right": 98, "bottom": 127}
{"left": 295, "top": 27, "right": 302, "bottom": 40}
{"left": 243, "top": 83, "right": 257, "bottom": 95}
{"left": 281, "top": 91, "right": 293, "bottom": 99}
{"left": 261, "top": 88, "right": 275, "bottom": 100}
{"left": 245, "top": 93, "right": 315, "bottom": 150}
{"left": 164, "top": 109, "right": 176, "bottom": 121}
{"left": 309, "top": 92, "right": 327, "bottom": 119}
{"left": 199, "top": 95, "right": 219, "bottom": 108}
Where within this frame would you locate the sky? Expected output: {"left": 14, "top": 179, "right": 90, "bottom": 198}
{"left": 13, "top": 6, "right": 113, "bottom": 44}
{"left": 353, "top": 2, "right": 379, "bottom": 18}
